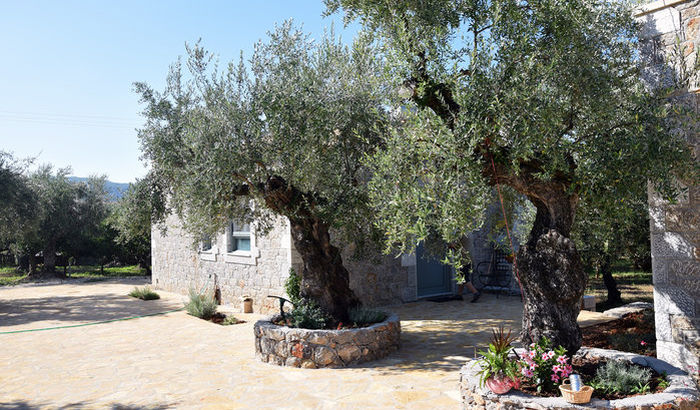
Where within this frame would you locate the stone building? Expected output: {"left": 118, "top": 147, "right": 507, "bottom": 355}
{"left": 151, "top": 207, "right": 520, "bottom": 314}
{"left": 637, "top": 0, "right": 700, "bottom": 377}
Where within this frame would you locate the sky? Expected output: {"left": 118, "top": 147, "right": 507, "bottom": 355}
{"left": 0, "top": 1, "right": 357, "bottom": 183}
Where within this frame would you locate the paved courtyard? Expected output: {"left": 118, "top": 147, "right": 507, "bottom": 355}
{"left": 0, "top": 279, "right": 613, "bottom": 409}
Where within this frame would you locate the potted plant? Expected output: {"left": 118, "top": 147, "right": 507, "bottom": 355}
{"left": 477, "top": 326, "right": 519, "bottom": 394}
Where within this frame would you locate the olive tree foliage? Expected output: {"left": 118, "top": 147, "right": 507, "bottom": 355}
{"left": 135, "top": 22, "right": 390, "bottom": 322}
{"left": 109, "top": 176, "right": 162, "bottom": 273}
{"left": 327, "top": 0, "right": 695, "bottom": 352}
{"left": 0, "top": 152, "right": 36, "bottom": 249}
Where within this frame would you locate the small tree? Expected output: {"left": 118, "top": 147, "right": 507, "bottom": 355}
{"left": 328, "top": 0, "right": 695, "bottom": 352}
{"left": 109, "top": 176, "right": 156, "bottom": 274}
{"left": 135, "top": 23, "right": 388, "bottom": 322}
{"left": 0, "top": 152, "right": 36, "bottom": 253}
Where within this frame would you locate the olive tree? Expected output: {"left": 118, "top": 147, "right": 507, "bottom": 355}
{"left": 0, "top": 152, "right": 36, "bottom": 251}
{"left": 327, "top": 0, "right": 695, "bottom": 352}
{"left": 135, "top": 23, "right": 389, "bottom": 322}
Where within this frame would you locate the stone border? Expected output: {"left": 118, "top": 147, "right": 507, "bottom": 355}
{"left": 460, "top": 347, "right": 699, "bottom": 409}
{"left": 253, "top": 313, "right": 400, "bottom": 368}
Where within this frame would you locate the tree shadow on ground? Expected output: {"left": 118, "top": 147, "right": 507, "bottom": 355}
{"left": 349, "top": 294, "right": 523, "bottom": 374}
{"left": 0, "top": 401, "right": 174, "bottom": 409}
{"left": 0, "top": 293, "right": 181, "bottom": 329}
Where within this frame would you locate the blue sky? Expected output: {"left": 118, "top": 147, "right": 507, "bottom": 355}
{"left": 0, "top": 1, "right": 356, "bottom": 183}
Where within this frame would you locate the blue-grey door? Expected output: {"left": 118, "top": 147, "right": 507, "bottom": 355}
{"left": 416, "top": 243, "right": 453, "bottom": 297}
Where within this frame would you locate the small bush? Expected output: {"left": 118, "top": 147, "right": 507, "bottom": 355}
{"left": 185, "top": 288, "right": 218, "bottom": 320}
{"left": 284, "top": 268, "right": 301, "bottom": 304}
{"left": 289, "top": 301, "right": 328, "bottom": 329}
{"left": 349, "top": 307, "right": 387, "bottom": 326}
{"left": 591, "top": 360, "right": 652, "bottom": 395}
{"left": 221, "top": 315, "right": 241, "bottom": 326}
{"left": 128, "top": 286, "right": 160, "bottom": 300}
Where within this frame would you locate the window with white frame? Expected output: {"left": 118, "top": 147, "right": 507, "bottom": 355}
{"left": 227, "top": 220, "right": 251, "bottom": 253}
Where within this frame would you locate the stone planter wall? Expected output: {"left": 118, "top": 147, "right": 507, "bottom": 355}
{"left": 460, "top": 347, "right": 699, "bottom": 409}
{"left": 253, "top": 314, "right": 400, "bottom": 368}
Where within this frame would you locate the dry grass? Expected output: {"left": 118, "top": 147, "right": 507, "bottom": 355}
{"left": 586, "top": 269, "right": 653, "bottom": 312}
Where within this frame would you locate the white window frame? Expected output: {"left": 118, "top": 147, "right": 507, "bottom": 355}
{"left": 224, "top": 220, "right": 259, "bottom": 265}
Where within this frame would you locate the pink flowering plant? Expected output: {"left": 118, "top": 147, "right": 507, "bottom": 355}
{"left": 518, "top": 337, "right": 571, "bottom": 393}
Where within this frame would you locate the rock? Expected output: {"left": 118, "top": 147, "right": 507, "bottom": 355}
{"left": 285, "top": 357, "right": 301, "bottom": 367}
{"left": 300, "top": 360, "right": 317, "bottom": 369}
{"left": 338, "top": 344, "right": 361, "bottom": 363}
{"left": 313, "top": 346, "right": 336, "bottom": 366}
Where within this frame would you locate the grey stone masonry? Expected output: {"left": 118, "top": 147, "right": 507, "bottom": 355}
{"left": 254, "top": 313, "right": 401, "bottom": 368}
{"left": 151, "top": 213, "right": 293, "bottom": 314}
{"left": 638, "top": 0, "right": 700, "bottom": 380}
{"left": 151, "top": 213, "right": 417, "bottom": 315}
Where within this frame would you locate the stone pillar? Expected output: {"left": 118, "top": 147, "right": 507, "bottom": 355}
{"left": 637, "top": 0, "right": 700, "bottom": 378}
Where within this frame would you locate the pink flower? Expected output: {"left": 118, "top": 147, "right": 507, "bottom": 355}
{"left": 557, "top": 355, "right": 568, "bottom": 364}
{"left": 541, "top": 353, "right": 549, "bottom": 361}
{"left": 552, "top": 364, "right": 562, "bottom": 373}
{"left": 551, "top": 374, "right": 560, "bottom": 383}
{"left": 528, "top": 350, "right": 536, "bottom": 359}
{"left": 522, "top": 368, "right": 534, "bottom": 378}
{"left": 547, "top": 351, "right": 555, "bottom": 360}
{"left": 640, "top": 341, "right": 647, "bottom": 346}
{"left": 530, "top": 343, "right": 536, "bottom": 349}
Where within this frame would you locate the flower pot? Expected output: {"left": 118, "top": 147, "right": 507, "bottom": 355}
{"left": 242, "top": 297, "right": 253, "bottom": 313}
{"left": 486, "top": 376, "right": 513, "bottom": 394}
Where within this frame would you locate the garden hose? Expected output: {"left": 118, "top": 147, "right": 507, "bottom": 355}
{"left": 0, "top": 307, "right": 184, "bottom": 335}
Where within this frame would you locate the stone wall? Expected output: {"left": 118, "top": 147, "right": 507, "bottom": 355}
{"left": 254, "top": 314, "right": 401, "bottom": 368}
{"left": 637, "top": 0, "right": 700, "bottom": 378}
{"left": 151, "top": 213, "right": 293, "bottom": 314}
{"left": 152, "top": 214, "right": 417, "bottom": 313}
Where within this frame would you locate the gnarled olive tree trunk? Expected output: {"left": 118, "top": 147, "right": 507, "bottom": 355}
{"left": 517, "top": 195, "right": 586, "bottom": 354}
{"left": 288, "top": 216, "right": 360, "bottom": 323}
{"left": 262, "top": 175, "right": 360, "bottom": 323}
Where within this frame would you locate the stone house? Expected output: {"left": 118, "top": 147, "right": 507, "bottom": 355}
{"left": 151, "top": 204, "right": 520, "bottom": 314}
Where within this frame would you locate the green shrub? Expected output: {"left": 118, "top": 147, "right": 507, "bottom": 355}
{"left": 349, "top": 307, "right": 386, "bottom": 326}
{"left": 591, "top": 360, "right": 652, "bottom": 395}
{"left": 284, "top": 268, "right": 301, "bottom": 304}
{"left": 221, "top": 315, "right": 241, "bottom": 326}
{"left": 184, "top": 288, "right": 217, "bottom": 320}
{"left": 128, "top": 286, "right": 160, "bottom": 300}
{"left": 289, "top": 301, "right": 328, "bottom": 329}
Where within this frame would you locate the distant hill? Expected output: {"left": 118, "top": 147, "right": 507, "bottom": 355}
{"left": 68, "top": 176, "right": 130, "bottom": 201}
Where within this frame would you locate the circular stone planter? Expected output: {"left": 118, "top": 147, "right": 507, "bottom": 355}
{"left": 253, "top": 314, "right": 400, "bottom": 368}
{"left": 460, "top": 347, "right": 699, "bottom": 409}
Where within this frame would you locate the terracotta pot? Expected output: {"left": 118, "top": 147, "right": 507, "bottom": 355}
{"left": 486, "top": 376, "right": 513, "bottom": 394}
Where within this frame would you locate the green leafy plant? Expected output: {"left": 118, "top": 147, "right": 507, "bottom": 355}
{"left": 590, "top": 360, "right": 652, "bottom": 395}
{"left": 658, "top": 373, "right": 670, "bottom": 391}
{"left": 477, "top": 327, "right": 519, "bottom": 387}
{"left": 221, "top": 315, "right": 241, "bottom": 326}
{"left": 184, "top": 288, "right": 217, "bottom": 320}
{"left": 289, "top": 301, "right": 329, "bottom": 330}
{"left": 284, "top": 268, "right": 301, "bottom": 305}
{"left": 348, "top": 307, "right": 386, "bottom": 326}
{"left": 128, "top": 286, "right": 160, "bottom": 300}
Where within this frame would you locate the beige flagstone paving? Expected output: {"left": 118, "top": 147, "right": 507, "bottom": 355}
{"left": 0, "top": 279, "right": 614, "bottom": 409}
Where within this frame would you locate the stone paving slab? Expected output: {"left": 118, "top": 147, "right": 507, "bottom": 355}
{"left": 0, "top": 281, "right": 614, "bottom": 409}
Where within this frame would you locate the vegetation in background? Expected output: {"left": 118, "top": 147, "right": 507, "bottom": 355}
{"left": 184, "top": 288, "right": 218, "bottom": 320}
{"left": 328, "top": 0, "right": 696, "bottom": 353}
{"left": 348, "top": 307, "right": 386, "bottom": 326}
{"left": 128, "top": 286, "right": 160, "bottom": 300}
{"left": 109, "top": 176, "right": 159, "bottom": 274}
